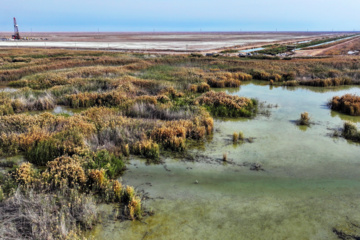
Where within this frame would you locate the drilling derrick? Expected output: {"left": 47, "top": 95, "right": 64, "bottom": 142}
{"left": 12, "top": 17, "right": 20, "bottom": 40}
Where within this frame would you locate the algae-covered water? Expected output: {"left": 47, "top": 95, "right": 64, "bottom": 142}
{"left": 90, "top": 82, "right": 360, "bottom": 240}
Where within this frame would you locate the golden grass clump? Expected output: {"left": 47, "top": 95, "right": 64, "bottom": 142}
{"left": 65, "top": 91, "right": 127, "bottom": 108}
{"left": 9, "top": 73, "right": 70, "bottom": 89}
{"left": 88, "top": 169, "right": 107, "bottom": 189}
{"left": 300, "top": 77, "right": 353, "bottom": 87}
{"left": 132, "top": 140, "right": 160, "bottom": 160}
{"left": 330, "top": 94, "right": 360, "bottom": 116}
{"left": 113, "top": 180, "right": 123, "bottom": 201}
{"left": 299, "top": 112, "right": 310, "bottom": 126}
{"left": 159, "top": 86, "right": 184, "bottom": 99}
{"left": 223, "top": 153, "right": 227, "bottom": 162}
{"left": 196, "top": 91, "right": 257, "bottom": 117}
{"left": 42, "top": 156, "right": 87, "bottom": 188}
{"left": 189, "top": 82, "right": 211, "bottom": 93}
{"left": 238, "top": 131, "right": 244, "bottom": 140}
{"left": 232, "top": 72, "right": 252, "bottom": 81}
{"left": 204, "top": 71, "right": 250, "bottom": 88}
{"left": 233, "top": 132, "right": 239, "bottom": 143}
{"left": 151, "top": 125, "right": 186, "bottom": 151}
{"left": 271, "top": 74, "right": 282, "bottom": 82}
{"left": 14, "top": 162, "right": 37, "bottom": 187}
{"left": 128, "top": 196, "right": 142, "bottom": 220}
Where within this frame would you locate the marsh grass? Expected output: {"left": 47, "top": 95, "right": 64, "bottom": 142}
{"left": 196, "top": 91, "right": 257, "bottom": 118}
{"left": 2, "top": 48, "right": 360, "bottom": 238}
{"left": 300, "top": 77, "right": 354, "bottom": 87}
{"left": 223, "top": 153, "right": 227, "bottom": 162}
{"left": 233, "top": 132, "right": 239, "bottom": 143}
{"left": 299, "top": 112, "right": 311, "bottom": 126}
{"left": 342, "top": 122, "right": 360, "bottom": 142}
{"left": 330, "top": 94, "right": 360, "bottom": 116}
{"left": 238, "top": 131, "right": 244, "bottom": 141}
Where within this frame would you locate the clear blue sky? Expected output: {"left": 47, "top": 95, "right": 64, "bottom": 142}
{"left": 1, "top": 0, "right": 359, "bottom": 32}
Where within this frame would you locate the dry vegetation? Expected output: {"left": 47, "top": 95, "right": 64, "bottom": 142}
{"left": 342, "top": 122, "right": 360, "bottom": 142}
{"left": 322, "top": 37, "right": 360, "bottom": 55}
{"left": 298, "top": 112, "right": 311, "bottom": 126}
{"left": 330, "top": 94, "right": 360, "bottom": 116}
{"left": 1, "top": 48, "right": 360, "bottom": 239}
{"left": 0, "top": 48, "right": 261, "bottom": 239}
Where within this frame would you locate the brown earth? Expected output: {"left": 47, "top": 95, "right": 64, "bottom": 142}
{"left": 294, "top": 36, "right": 360, "bottom": 57}
{"left": 0, "top": 31, "right": 344, "bottom": 53}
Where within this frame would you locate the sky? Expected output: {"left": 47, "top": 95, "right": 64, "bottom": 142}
{"left": 1, "top": 0, "right": 359, "bottom": 32}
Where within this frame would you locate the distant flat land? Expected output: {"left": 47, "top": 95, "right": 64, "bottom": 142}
{"left": 0, "top": 32, "right": 349, "bottom": 52}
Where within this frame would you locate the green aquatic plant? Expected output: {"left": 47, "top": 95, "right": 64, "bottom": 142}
{"left": 90, "top": 149, "right": 125, "bottom": 178}
{"left": 0, "top": 186, "right": 4, "bottom": 202}
{"left": 26, "top": 127, "right": 86, "bottom": 166}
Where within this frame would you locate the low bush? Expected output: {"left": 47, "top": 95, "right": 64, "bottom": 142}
{"left": 299, "top": 112, "right": 310, "bottom": 126}
{"left": 42, "top": 156, "right": 87, "bottom": 188}
{"left": 64, "top": 91, "right": 127, "bottom": 108}
{"left": 87, "top": 149, "right": 125, "bottom": 179}
{"left": 238, "top": 131, "right": 244, "bottom": 140}
{"left": 196, "top": 91, "right": 257, "bottom": 117}
{"left": 189, "top": 82, "right": 210, "bottom": 93}
{"left": 283, "top": 80, "right": 299, "bottom": 86}
{"left": 26, "top": 127, "right": 86, "bottom": 166}
{"left": 9, "top": 73, "right": 70, "bottom": 89}
{"left": 330, "top": 94, "right": 360, "bottom": 116}
{"left": 131, "top": 140, "right": 160, "bottom": 161}
{"left": 342, "top": 122, "right": 360, "bottom": 142}
{"left": 233, "top": 132, "right": 239, "bottom": 143}
{"left": 152, "top": 125, "right": 186, "bottom": 152}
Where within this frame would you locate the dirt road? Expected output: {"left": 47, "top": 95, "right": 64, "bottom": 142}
{"left": 293, "top": 36, "right": 360, "bottom": 57}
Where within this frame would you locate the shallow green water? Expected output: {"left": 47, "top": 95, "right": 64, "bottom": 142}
{"left": 90, "top": 83, "right": 360, "bottom": 240}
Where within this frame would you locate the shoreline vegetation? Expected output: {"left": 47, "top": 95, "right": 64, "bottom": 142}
{"left": 1, "top": 48, "right": 360, "bottom": 239}
{"left": 330, "top": 94, "right": 360, "bottom": 116}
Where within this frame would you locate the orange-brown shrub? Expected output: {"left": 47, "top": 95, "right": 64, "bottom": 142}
{"left": 196, "top": 91, "right": 257, "bottom": 117}
{"left": 300, "top": 77, "right": 353, "bottom": 87}
{"left": 64, "top": 91, "right": 127, "bottom": 108}
{"left": 330, "top": 94, "right": 360, "bottom": 116}
{"left": 189, "top": 82, "right": 210, "bottom": 93}
{"left": 151, "top": 125, "right": 187, "bottom": 151}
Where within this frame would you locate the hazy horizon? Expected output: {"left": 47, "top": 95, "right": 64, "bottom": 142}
{"left": 1, "top": 0, "right": 360, "bottom": 32}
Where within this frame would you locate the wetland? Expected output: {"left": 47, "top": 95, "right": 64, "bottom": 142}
{"left": 0, "top": 48, "right": 360, "bottom": 239}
